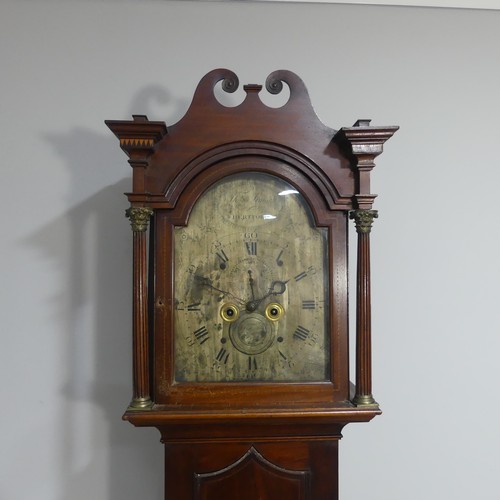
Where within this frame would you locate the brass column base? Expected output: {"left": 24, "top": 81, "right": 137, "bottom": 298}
{"left": 352, "top": 394, "right": 379, "bottom": 407}
{"left": 128, "top": 397, "right": 153, "bottom": 410}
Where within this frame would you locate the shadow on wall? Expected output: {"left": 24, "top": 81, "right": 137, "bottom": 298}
{"left": 24, "top": 86, "right": 189, "bottom": 500}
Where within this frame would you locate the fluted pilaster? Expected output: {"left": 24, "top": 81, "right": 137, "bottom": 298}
{"left": 350, "top": 209, "right": 378, "bottom": 407}
{"left": 125, "top": 207, "right": 153, "bottom": 409}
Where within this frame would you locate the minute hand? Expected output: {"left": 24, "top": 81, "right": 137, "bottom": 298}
{"left": 194, "top": 275, "right": 245, "bottom": 304}
{"left": 245, "top": 280, "right": 288, "bottom": 312}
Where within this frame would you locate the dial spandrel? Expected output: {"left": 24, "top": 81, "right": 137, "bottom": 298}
{"left": 174, "top": 172, "right": 329, "bottom": 382}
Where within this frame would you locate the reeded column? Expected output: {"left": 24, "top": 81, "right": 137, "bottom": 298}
{"left": 125, "top": 206, "right": 153, "bottom": 409}
{"left": 350, "top": 209, "right": 378, "bottom": 407}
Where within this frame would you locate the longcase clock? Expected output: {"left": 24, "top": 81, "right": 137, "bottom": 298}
{"left": 106, "top": 69, "right": 397, "bottom": 499}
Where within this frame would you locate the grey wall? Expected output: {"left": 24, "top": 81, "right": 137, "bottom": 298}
{"left": 254, "top": 0, "right": 500, "bottom": 9}
{"left": 1, "top": 1, "right": 499, "bottom": 499}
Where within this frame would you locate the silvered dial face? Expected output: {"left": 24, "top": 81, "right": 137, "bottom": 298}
{"left": 174, "top": 172, "right": 329, "bottom": 382}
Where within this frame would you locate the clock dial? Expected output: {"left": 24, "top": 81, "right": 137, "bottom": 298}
{"left": 174, "top": 172, "right": 329, "bottom": 382}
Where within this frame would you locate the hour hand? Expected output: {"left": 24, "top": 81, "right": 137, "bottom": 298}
{"left": 269, "top": 280, "right": 288, "bottom": 295}
{"left": 245, "top": 280, "right": 288, "bottom": 312}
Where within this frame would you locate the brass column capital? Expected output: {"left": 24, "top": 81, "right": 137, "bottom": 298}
{"left": 125, "top": 207, "right": 153, "bottom": 232}
{"left": 350, "top": 209, "right": 378, "bottom": 234}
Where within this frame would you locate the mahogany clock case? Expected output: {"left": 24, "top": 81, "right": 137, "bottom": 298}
{"left": 106, "top": 69, "right": 397, "bottom": 500}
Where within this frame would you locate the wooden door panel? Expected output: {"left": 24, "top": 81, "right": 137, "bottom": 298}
{"left": 195, "top": 447, "right": 308, "bottom": 500}
{"left": 164, "top": 439, "right": 338, "bottom": 500}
